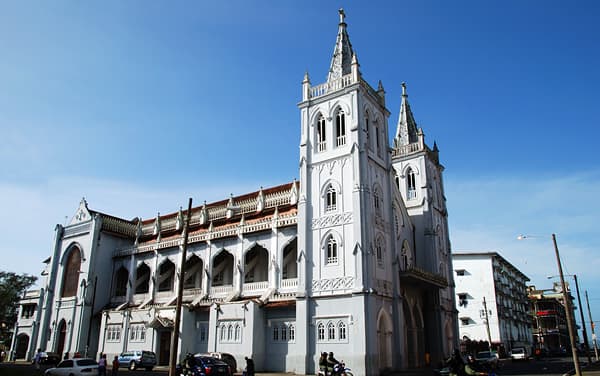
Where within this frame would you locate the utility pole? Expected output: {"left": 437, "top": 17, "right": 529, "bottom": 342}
{"left": 585, "top": 291, "right": 599, "bottom": 361}
{"left": 169, "top": 198, "right": 193, "bottom": 376}
{"left": 552, "top": 234, "right": 581, "bottom": 376}
{"left": 483, "top": 297, "right": 493, "bottom": 350}
{"left": 572, "top": 275, "right": 591, "bottom": 364}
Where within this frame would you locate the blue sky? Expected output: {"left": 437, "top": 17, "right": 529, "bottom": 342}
{"left": 1, "top": 1, "right": 599, "bottom": 343}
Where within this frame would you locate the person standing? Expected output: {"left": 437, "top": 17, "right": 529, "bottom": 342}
{"left": 98, "top": 353, "right": 107, "bottom": 376}
{"left": 34, "top": 349, "right": 42, "bottom": 371}
{"left": 111, "top": 355, "right": 119, "bottom": 376}
{"left": 244, "top": 356, "right": 255, "bottom": 376}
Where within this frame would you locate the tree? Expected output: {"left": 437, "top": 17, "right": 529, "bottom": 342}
{"left": 0, "top": 271, "right": 37, "bottom": 348}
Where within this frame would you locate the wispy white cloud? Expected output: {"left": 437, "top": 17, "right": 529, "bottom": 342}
{"left": 446, "top": 170, "right": 600, "bottom": 309}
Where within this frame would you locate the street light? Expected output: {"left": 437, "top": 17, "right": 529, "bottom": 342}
{"left": 547, "top": 274, "right": 591, "bottom": 364}
{"left": 517, "top": 234, "right": 581, "bottom": 376}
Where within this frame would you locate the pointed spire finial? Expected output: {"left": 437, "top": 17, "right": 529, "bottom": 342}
{"left": 401, "top": 82, "right": 407, "bottom": 96}
{"left": 327, "top": 8, "right": 354, "bottom": 82}
{"left": 339, "top": 8, "right": 346, "bottom": 24}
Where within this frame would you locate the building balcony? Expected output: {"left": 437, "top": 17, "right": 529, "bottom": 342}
{"left": 279, "top": 278, "right": 298, "bottom": 291}
{"left": 399, "top": 266, "right": 447, "bottom": 289}
{"left": 241, "top": 281, "right": 269, "bottom": 297}
{"left": 210, "top": 284, "right": 234, "bottom": 297}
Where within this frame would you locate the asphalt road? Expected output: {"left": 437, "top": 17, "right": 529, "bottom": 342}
{"left": 0, "top": 357, "right": 590, "bottom": 376}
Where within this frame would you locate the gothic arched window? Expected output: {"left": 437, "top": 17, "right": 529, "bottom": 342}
{"left": 336, "top": 109, "right": 346, "bottom": 147}
{"left": 325, "top": 185, "right": 337, "bottom": 212}
{"left": 338, "top": 321, "right": 347, "bottom": 340}
{"left": 328, "top": 321, "right": 336, "bottom": 340}
{"left": 326, "top": 237, "right": 338, "bottom": 265}
{"left": 376, "top": 237, "right": 384, "bottom": 267}
{"left": 317, "top": 115, "right": 326, "bottom": 152}
{"left": 61, "top": 246, "right": 81, "bottom": 298}
{"left": 407, "top": 168, "right": 417, "bottom": 200}
{"left": 317, "top": 323, "right": 325, "bottom": 341}
{"left": 373, "top": 187, "right": 382, "bottom": 216}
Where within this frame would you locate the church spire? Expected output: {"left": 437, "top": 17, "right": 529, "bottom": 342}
{"left": 394, "top": 82, "right": 419, "bottom": 147}
{"left": 327, "top": 8, "right": 355, "bottom": 82}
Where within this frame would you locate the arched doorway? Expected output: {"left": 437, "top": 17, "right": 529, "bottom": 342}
{"left": 377, "top": 309, "right": 393, "bottom": 371}
{"left": 14, "top": 334, "right": 29, "bottom": 359}
{"left": 57, "top": 320, "right": 67, "bottom": 359}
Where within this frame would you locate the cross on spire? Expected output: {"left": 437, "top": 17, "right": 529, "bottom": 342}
{"left": 339, "top": 8, "right": 345, "bottom": 24}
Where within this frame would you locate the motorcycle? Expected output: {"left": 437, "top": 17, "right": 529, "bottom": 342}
{"left": 317, "top": 362, "right": 353, "bottom": 376}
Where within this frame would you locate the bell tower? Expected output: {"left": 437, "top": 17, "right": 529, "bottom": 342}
{"left": 293, "top": 9, "right": 399, "bottom": 375}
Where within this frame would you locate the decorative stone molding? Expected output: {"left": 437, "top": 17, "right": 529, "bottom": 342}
{"left": 311, "top": 212, "right": 352, "bottom": 230}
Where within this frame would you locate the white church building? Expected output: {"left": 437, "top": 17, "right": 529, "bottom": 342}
{"left": 11, "top": 10, "right": 458, "bottom": 376}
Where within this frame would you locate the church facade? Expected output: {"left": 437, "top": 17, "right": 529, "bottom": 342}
{"left": 11, "top": 10, "right": 457, "bottom": 376}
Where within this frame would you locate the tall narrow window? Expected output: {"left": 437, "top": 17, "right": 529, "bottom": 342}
{"left": 327, "top": 238, "right": 338, "bottom": 264}
{"left": 328, "top": 322, "right": 336, "bottom": 340}
{"left": 227, "top": 324, "right": 233, "bottom": 341}
{"left": 61, "top": 246, "right": 82, "bottom": 298}
{"left": 317, "top": 115, "right": 326, "bottom": 152}
{"left": 407, "top": 168, "right": 417, "bottom": 200}
{"left": 375, "top": 121, "right": 381, "bottom": 157}
{"left": 281, "top": 325, "right": 287, "bottom": 341}
{"left": 325, "top": 185, "right": 337, "bottom": 212}
{"left": 114, "top": 267, "right": 129, "bottom": 297}
{"left": 365, "top": 113, "right": 372, "bottom": 151}
{"left": 336, "top": 110, "right": 346, "bottom": 146}
{"left": 273, "top": 325, "right": 279, "bottom": 341}
{"left": 373, "top": 188, "right": 381, "bottom": 216}
{"left": 317, "top": 323, "right": 325, "bottom": 341}
{"left": 338, "top": 322, "right": 347, "bottom": 340}
{"left": 289, "top": 324, "right": 295, "bottom": 341}
{"left": 376, "top": 238, "right": 384, "bottom": 267}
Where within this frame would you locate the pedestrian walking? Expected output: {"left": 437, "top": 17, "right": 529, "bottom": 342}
{"left": 34, "top": 349, "right": 42, "bottom": 371}
{"left": 111, "top": 355, "right": 119, "bottom": 376}
{"left": 98, "top": 353, "right": 107, "bottom": 376}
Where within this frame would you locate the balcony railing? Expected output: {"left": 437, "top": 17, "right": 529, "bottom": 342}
{"left": 242, "top": 281, "right": 268, "bottom": 294}
{"left": 211, "top": 285, "right": 233, "bottom": 296}
{"left": 310, "top": 74, "right": 355, "bottom": 99}
{"left": 280, "top": 278, "right": 298, "bottom": 290}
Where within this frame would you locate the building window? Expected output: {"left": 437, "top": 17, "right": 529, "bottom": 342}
{"left": 365, "top": 113, "right": 372, "bottom": 151}
{"left": 21, "top": 304, "right": 36, "bottom": 319}
{"left": 317, "top": 323, "right": 325, "bottom": 341}
{"left": 336, "top": 110, "right": 346, "bottom": 146}
{"left": 325, "top": 185, "right": 337, "bottom": 212}
{"left": 273, "top": 325, "right": 279, "bottom": 341}
{"left": 289, "top": 324, "right": 295, "bottom": 341}
{"left": 328, "top": 322, "right": 336, "bottom": 340}
{"left": 456, "top": 269, "right": 465, "bottom": 276}
{"left": 338, "top": 322, "right": 346, "bottom": 340}
{"left": 407, "top": 168, "right": 417, "bottom": 200}
{"left": 376, "top": 237, "right": 384, "bottom": 267}
{"left": 317, "top": 115, "right": 326, "bottom": 152}
{"left": 281, "top": 325, "right": 287, "bottom": 341}
{"left": 235, "top": 324, "right": 241, "bottom": 342}
{"left": 375, "top": 121, "right": 382, "bottom": 157}
{"left": 220, "top": 324, "right": 226, "bottom": 341}
{"left": 458, "top": 293, "right": 468, "bottom": 307}
{"left": 114, "top": 267, "right": 129, "bottom": 297}
{"left": 61, "top": 246, "right": 82, "bottom": 298}
{"left": 129, "top": 324, "right": 146, "bottom": 342}
{"left": 227, "top": 324, "right": 233, "bottom": 341}
{"left": 373, "top": 188, "right": 382, "bottom": 216}
{"left": 326, "top": 238, "right": 338, "bottom": 264}
{"left": 106, "top": 325, "right": 121, "bottom": 342}
{"left": 460, "top": 318, "right": 470, "bottom": 326}
{"left": 271, "top": 321, "right": 295, "bottom": 343}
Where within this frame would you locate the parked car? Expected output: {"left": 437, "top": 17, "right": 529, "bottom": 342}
{"left": 510, "top": 347, "right": 529, "bottom": 361}
{"left": 475, "top": 351, "right": 499, "bottom": 369}
{"left": 195, "top": 352, "right": 237, "bottom": 372}
{"left": 44, "top": 358, "right": 98, "bottom": 376}
{"left": 117, "top": 350, "right": 157, "bottom": 371}
{"left": 181, "top": 355, "right": 232, "bottom": 376}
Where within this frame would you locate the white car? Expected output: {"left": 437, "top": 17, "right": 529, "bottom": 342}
{"left": 44, "top": 358, "right": 99, "bottom": 376}
{"left": 510, "top": 347, "right": 529, "bottom": 361}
